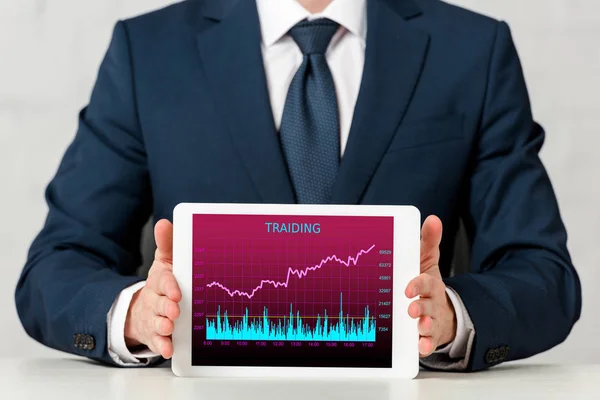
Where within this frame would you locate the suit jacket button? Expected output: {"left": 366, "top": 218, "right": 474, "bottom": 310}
{"left": 74, "top": 334, "right": 95, "bottom": 350}
{"left": 74, "top": 334, "right": 81, "bottom": 348}
{"left": 485, "top": 349, "right": 496, "bottom": 364}
{"left": 83, "top": 334, "right": 95, "bottom": 350}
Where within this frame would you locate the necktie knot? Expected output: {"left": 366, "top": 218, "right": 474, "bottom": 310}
{"left": 289, "top": 18, "right": 340, "bottom": 56}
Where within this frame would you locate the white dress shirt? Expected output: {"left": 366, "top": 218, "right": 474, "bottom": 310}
{"left": 107, "top": 0, "right": 473, "bottom": 367}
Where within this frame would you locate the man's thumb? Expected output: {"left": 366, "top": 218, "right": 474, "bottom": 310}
{"left": 154, "top": 219, "right": 173, "bottom": 262}
{"left": 421, "top": 215, "right": 443, "bottom": 253}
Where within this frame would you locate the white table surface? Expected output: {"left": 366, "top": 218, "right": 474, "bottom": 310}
{"left": 1, "top": 357, "right": 598, "bottom": 400}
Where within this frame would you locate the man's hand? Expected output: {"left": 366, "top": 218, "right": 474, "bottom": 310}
{"left": 124, "top": 219, "right": 181, "bottom": 359}
{"left": 405, "top": 215, "right": 457, "bottom": 357}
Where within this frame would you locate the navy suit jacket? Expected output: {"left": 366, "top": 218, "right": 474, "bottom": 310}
{"left": 16, "top": 0, "right": 581, "bottom": 371}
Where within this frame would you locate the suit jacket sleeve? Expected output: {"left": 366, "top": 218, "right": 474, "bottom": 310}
{"left": 14, "top": 22, "right": 154, "bottom": 365}
{"left": 441, "top": 21, "right": 582, "bottom": 371}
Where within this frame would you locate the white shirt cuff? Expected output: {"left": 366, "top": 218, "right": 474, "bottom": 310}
{"left": 433, "top": 287, "right": 469, "bottom": 358}
{"left": 106, "top": 280, "right": 161, "bottom": 366}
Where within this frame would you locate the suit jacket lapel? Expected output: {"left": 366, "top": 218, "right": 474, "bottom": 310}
{"left": 331, "top": 0, "right": 430, "bottom": 204}
{"left": 194, "top": 0, "right": 296, "bottom": 204}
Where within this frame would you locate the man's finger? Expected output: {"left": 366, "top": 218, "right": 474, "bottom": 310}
{"left": 146, "top": 334, "right": 162, "bottom": 355}
{"left": 155, "top": 296, "right": 181, "bottom": 321}
{"left": 157, "top": 272, "right": 182, "bottom": 302}
{"left": 419, "top": 336, "right": 436, "bottom": 357}
{"left": 154, "top": 316, "right": 175, "bottom": 336}
{"left": 146, "top": 270, "right": 182, "bottom": 302}
{"left": 420, "top": 215, "right": 442, "bottom": 271}
{"left": 151, "top": 335, "right": 173, "bottom": 359}
{"left": 405, "top": 274, "right": 438, "bottom": 298}
{"left": 418, "top": 316, "right": 434, "bottom": 337}
{"left": 408, "top": 298, "right": 436, "bottom": 319}
{"left": 162, "top": 341, "right": 175, "bottom": 359}
{"left": 154, "top": 219, "right": 173, "bottom": 264}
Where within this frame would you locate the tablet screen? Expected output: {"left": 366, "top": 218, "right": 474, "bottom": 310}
{"left": 191, "top": 214, "right": 394, "bottom": 368}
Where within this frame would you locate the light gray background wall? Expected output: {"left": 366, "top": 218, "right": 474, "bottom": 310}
{"left": 1, "top": 0, "right": 598, "bottom": 362}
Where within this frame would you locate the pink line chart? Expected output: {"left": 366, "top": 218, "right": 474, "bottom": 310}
{"left": 205, "top": 244, "right": 376, "bottom": 299}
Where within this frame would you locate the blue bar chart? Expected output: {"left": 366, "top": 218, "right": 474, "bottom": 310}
{"left": 206, "top": 293, "right": 376, "bottom": 341}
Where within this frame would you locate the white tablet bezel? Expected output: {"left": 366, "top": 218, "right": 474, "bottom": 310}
{"left": 172, "top": 203, "right": 420, "bottom": 379}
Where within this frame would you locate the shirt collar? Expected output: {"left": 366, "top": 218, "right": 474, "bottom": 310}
{"left": 256, "top": 0, "right": 367, "bottom": 48}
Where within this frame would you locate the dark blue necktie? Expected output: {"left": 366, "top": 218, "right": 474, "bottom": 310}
{"left": 280, "top": 19, "right": 341, "bottom": 204}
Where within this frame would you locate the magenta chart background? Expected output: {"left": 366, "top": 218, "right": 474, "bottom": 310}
{"left": 191, "top": 214, "right": 394, "bottom": 368}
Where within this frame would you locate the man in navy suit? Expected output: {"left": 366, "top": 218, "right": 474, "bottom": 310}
{"left": 16, "top": 0, "right": 581, "bottom": 371}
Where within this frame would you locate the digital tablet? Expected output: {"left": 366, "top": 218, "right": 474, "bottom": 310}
{"left": 172, "top": 203, "right": 420, "bottom": 379}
